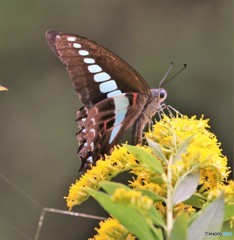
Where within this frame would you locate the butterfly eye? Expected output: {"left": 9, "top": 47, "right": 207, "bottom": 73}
{"left": 159, "top": 89, "right": 167, "bottom": 101}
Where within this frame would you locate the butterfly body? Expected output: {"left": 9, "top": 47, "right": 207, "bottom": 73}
{"left": 46, "top": 30, "right": 167, "bottom": 172}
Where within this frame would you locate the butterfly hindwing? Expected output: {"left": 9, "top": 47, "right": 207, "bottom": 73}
{"left": 46, "top": 30, "right": 151, "bottom": 108}
{"left": 76, "top": 93, "right": 147, "bottom": 172}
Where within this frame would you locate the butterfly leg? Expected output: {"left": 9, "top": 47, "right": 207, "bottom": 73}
{"left": 148, "top": 119, "right": 153, "bottom": 131}
{"left": 132, "top": 114, "right": 149, "bottom": 145}
{"left": 159, "top": 103, "right": 181, "bottom": 117}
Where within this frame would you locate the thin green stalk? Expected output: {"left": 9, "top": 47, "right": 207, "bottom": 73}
{"left": 166, "top": 154, "right": 174, "bottom": 238}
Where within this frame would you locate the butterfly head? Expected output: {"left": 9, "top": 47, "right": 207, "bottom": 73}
{"left": 150, "top": 88, "right": 167, "bottom": 104}
{"left": 145, "top": 88, "right": 167, "bottom": 118}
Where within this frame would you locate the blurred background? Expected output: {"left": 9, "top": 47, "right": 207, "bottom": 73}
{"left": 0, "top": 1, "right": 233, "bottom": 239}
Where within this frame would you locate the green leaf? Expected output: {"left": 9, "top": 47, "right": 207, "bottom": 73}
{"left": 222, "top": 221, "right": 234, "bottom": 237}
{"left": 100, "top": 181, "right": 165, "bottom": 203}
{"left": 224, "top": 203, "right": 234, "bottom": 221}
{"left": 100, "top": 182, "right": 166, "bottom": 228}
{"left": 99, "top": 181, "right": 130, "bottom": 195}
{"left": 173, "top": 172, "right": 200, "bottom": 205}
{"left": 187, "top": 193, "right": 225, "bottom": 240}
{"left": 146, "top": 138, "right": 168, "bottom": 162}
{"left": 170, "top": 213, "right": 188, "bottom": 240}
{"left": 149, "top": 206, "right": 166, "bottom": 229}
{"left": 173, "top": 134, "right": 195, "bottom": 163}
{"left": 151, "top": 175, "right": 164, "bottom": 184}
{"left": 139, "top": 189, "right": 165, "bottom": 203}
{"left": 124, "top": 144, "right": 164, "bottom": 174}
{"left": 184, "top": 193, "right": 206, "bottom": 209}
{"left": 153, "top": 228, "right": 164, "bottom": 240}
{"left": 89, "top": 189, "right": 160, "bottom": 240}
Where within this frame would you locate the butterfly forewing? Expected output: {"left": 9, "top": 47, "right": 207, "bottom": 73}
{"left": 46, "top": 30, "right": 151, "bottom": 108}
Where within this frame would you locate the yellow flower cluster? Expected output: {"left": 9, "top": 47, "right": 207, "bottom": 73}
{"left": 155, "top": 199, "right": 196, "bottom": 219}
{"left": 131, "top": 179, "right": 166, "bottom": 197}
{"left": 111, "top": 188, "right": 153, "bottom": 213}
{"left": 146, "top": 115, "right": 229, "bottom": 188}
{"left": 89, "top": 218, "right": 135, "bottom": 240}
{"left": 207, "top": 180, "right": 234, "bottom": 202}
{"left": 66, "top": 146, "right": 137, "bottom": 209}
{"left": 173, "top": 203, "right": 196, "bottom": 217}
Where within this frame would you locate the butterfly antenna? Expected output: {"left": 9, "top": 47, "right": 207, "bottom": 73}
{"left": 160, "top": 63, "right": 187, "bottom": 87}
{"left": 159, "top": 61, "right": 174, "bottom": 88}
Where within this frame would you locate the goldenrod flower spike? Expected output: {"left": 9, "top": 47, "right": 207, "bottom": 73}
{"left": 111, "top": 188, "right": 154, "bottom": 214}
{"left": 146, "top": 115, "right": 229, "bottom": 187}
{"left": 66, "top": 146, "right": 138, "bottom": 209}
{"left": 89, "top": 218, "right": 135, "bottom": 240}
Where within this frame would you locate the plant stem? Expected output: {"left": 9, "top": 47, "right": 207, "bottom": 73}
{"left": 167, "top": 154, "right": 173, "bottom": 238}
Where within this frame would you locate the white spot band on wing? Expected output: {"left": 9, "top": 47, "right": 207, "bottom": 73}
{"left": 94, "top": 72, "right": 111, "bottom": 82}
{"left": 109, "top": 124, "right": 122, "bottom": 144}
{"left": 113, "top": 95, "right": 129, "bottom": 111}
{"left": 84, "top": 58, "right": 95, "bottom": 64}
{"left": 67, "top": 36, "right": 76, "bottom": 42}
{"left": 79, "top": 50, "right": 89, "bottom": 56}
{"left": 107, "top": 90, "right": 122, "bottom": 97}
{"left": 73, "top": 43, "right": 81, "bottom": 48}
{"left": 108, "top": 96, "right": 130, "bottom": 144}
{"left": 99, "top": 80, "right": 117, "bottom": 93}
{"left": 87, "top": 156, "right": 93, "bottom": 163}
{"left": 88, "top": 64, "right": 102, "bottom": 73}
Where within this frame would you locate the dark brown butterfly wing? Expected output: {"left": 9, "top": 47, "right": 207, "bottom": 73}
{"left": 45, "top": 30, "right": 154, "bottom": 172}
{"left": 46, "top": 30, "right": 151, "bottom": 109}
{"left": 76, "top": 93, "right": 147, "bottom": 172}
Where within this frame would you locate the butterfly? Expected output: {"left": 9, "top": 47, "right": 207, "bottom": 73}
{"left": 46, "top": 30, "right": 169, "bottom": 172}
